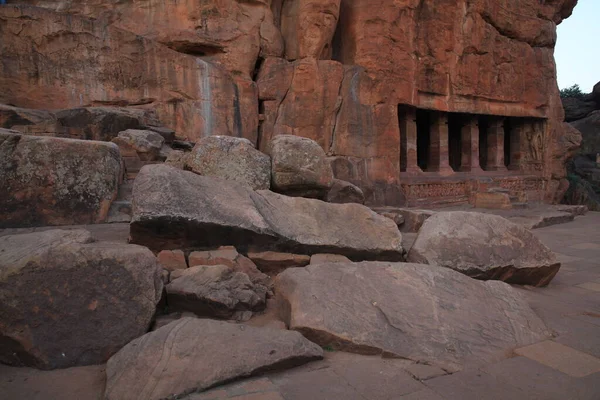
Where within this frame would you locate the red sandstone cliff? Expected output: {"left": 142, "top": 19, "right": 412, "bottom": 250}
{"left": 0, "top": 0, "right": 581, "bottom": 206}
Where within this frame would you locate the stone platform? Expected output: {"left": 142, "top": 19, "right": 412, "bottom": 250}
{"left": 1, "top": 213, "right": 599, "bottom": 399}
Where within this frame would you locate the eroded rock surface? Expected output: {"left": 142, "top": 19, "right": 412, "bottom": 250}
{"left": 407, "top": 211, "right": 561, "bottom": 286}
{"left": 104, "top": 318, "right": 323, "bottom": 400}
{"left": 0, "top": 5, "right": 257, "bottom": 142}
{"left": 130, "top": 165, "right": 404, "bottom": 260}
{"left": 0, "top": 131, "right": 122, "bottom": 228}
{"left": 0, "top": 229, "right": 163, "bottom": 370}
{"left": 276, "top": 262, "right": 550, "bottom": 372}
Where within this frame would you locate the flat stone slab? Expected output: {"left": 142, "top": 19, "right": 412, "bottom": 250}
{"left": 275, "top": 262, "right": 550, "bottom": 372}
{"left": 407, "top": 211, "right": 561, "bottom": 286}
{"left": 515, "top": 341, "right": 600, "bottom": 378}
{"left": 104, "top": 318, "right": 323, "bottom": 400}
{"left": 130, "top": 165, "right": 404, "bottom": 260}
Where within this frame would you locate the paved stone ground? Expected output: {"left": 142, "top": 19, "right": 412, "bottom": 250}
{"left": 1, "top": 213, "right": 599, "bottom": 400}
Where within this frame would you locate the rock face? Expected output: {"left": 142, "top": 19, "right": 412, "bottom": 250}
{"left": 104, "top": 318, "right": 323, "bottom": 400}
{"left": 564, "top": 155, "right": 600, "bottom": 211}
{"left": 0, "top": 5, "right": 257, "bottom": 142}
{"left": 562, "top": 96, "right": 598, "bottom": 122}
{"left": 269, "top": 135, "right": 334, "bottom": 198}
{"left": 281, "top": 0, "right": 341, "bottom": 60}
{"left": 130, "top": 165, "right": 404, "bottom": 260}
{"left": 16, "top": 0, "right": 283, "bottom": 79}
{"left": 571, "top": 110, "right": 600, "bottom": 156}
{"left": 0, "top": 1, "right": 579, "bottom": 206}
{"left": 407, "top": 212, "right": 561, "bottom": 287}
{"left": 257, "top": 58, "right": 344, "bottom": 153}
{"left": 0, "top": 104, "right": 160, "bottom": 141}
{"left": 560, "top": 82, "right": 600, "bottom": 210}
{"left": 0, "top": 131, "right": 122, "bottom": 228}
{"left": 186, "top": 136, "right": 271, "bottom": 190}
{"left": 167, "top": 265, "right": 267, "bottom": 321}
{"left": 276, "top": 262, "right": 550, "bottom": 372}
{"left": 0, "top": 229, "right": 163, "bottom": 370}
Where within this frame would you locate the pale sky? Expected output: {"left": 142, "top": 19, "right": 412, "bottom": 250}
{"left": 556, "top": 0, "right": 599, "bottom": 92}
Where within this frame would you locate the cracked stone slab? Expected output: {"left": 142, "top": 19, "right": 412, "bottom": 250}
{"left": 275, "top": 262, "right": 550, "bottom": 372}
{"left": 104, "top": 318, "right": 323, "bottom": 400}
{"left": 0, "top": 229, "right": 163, "bottom": 370}
{"left": 130, "top": 165, "right": 404, "bottom": 261}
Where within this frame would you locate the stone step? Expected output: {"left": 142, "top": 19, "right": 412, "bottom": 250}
{"left": 125, "top": 161, "right": 165, "bottom": 181}
{"left": 107, "top": 200, "right": 132, "bottom": 223}
{"left": 117, "top": 181, "right": 134, "bottom": 202}
{"left": 511, "top": 202, "right": 529, "bottom": 210}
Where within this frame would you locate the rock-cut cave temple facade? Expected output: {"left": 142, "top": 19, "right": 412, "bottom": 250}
{"left": 0, "top": 0, "right": 582, "bottom": 206}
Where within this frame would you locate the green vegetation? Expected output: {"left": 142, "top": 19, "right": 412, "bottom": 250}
{"left": 560, "top": 84, "right": 586, "bottom": 99}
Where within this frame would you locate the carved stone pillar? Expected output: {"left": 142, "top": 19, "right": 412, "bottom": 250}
{"left": 507, "top": 120, "right": 523, "bottom": 171}
{"left": 460, "top": 116, "right": 482, "bottom": 172}
{"left": 486, "top": 117, "right": 507, "bottom": 171}
{"left": 399, "top": 107, "right": 422, "bottom": 174}
{"left": 427, "top": 112, "right": 453, "bottom": 175}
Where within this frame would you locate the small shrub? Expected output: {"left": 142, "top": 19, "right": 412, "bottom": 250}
{"left": 560, "top": 84, "right": 586, "bottom": 99}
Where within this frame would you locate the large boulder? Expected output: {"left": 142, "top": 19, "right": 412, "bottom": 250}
{"left": 407, "top": 211, "right": 560, "bottom": 287}
{"left": 0, "top": 131, "right": 122, "bottom": 228}
{"left": 0, "top": 229, "right": 163, "bottom": 370}
{"left": 268, "top": 134, "right": 334, "bottom": 198}
{"left": 130, "top": 164, "right": 404, "bottom": 260}
{"left": 185, "top": 136, "right": 271, "bottom": 190}
{"left": 104, "top": 318, "right": 323, "bottom": 400}
{"left": 167, "top": 265, "right": 267, "bottom": 321}
{"left": 111, "top": 129, "right": 165, "bottom": 161}
{"left": 275, "top": 262, "right": 550, "bottom": 372}
{"left": 326, "top": 178, "right": 366, "bottom": 204}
